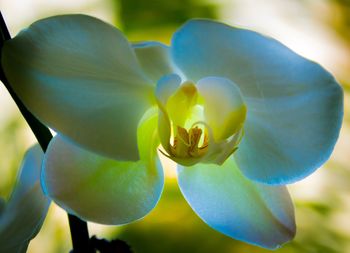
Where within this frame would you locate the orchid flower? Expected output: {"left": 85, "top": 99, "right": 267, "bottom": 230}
{"left": 0, "top": 145, "right": 50, "bottom": 252}
{"left": 1, "top": 15, "right": 343, "bottom": 249}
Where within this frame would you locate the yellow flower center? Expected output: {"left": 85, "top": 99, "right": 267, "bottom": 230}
{"left": 170, "top": 125, "right": 208, "bottom": 158}
{"left": 156, "top": 74, "right": 247, "bottom": 166}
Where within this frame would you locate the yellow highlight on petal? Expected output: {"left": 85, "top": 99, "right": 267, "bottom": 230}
{"left": 166, "top": 81, "right": 198, "bottom": 128}
{"left": 212, "top": 104, "right": 247, "bottom": 141}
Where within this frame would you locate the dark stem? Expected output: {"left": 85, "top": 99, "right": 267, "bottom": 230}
{"left": 69, "top": 215, "right": 93, "bottom": 253}
{"left": 0, "top": 11, "right": 92, "bottom": 253}
{"left": 90, "top": 236, "right": 133, "bottom": 253}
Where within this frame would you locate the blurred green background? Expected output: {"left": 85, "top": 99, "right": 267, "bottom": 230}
{"left": 0, "top": 0, "right": 350, "bottom": 252}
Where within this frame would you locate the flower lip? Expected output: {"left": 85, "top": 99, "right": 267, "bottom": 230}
{"left": 156, "top": 74, "right": 247, "bottom": 166}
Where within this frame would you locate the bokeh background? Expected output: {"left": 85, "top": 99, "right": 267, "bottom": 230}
{"left": 0, "top": 0, "right": 350, "bottom": 252}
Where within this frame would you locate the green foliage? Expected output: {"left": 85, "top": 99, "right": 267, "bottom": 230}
{"left": 0, "top": 116, "right": 28, "bottom": 198}
{"left": 327, "top": 0, "right": 350, "bottom": 43}
{"left": 116, "top": 0, "right": 218, "bottom": 32}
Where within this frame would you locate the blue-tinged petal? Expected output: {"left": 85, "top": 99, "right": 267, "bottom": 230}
{"left": 133, "top": 42, "right": 174, "bottom": 82}
{"left": 0, "top": 145, "right": 50, "bottom": 253}
{"left": 172, "top": 19, "right": 343, "bottom": 184}
{"left": 177, "top": 158, "right": 295, "bottom": 249}
{"left": 2, "top": 15, "right": 154, "bottom": 161}
{"left": 42, "top": 108, "right": 164, "bottom": 224}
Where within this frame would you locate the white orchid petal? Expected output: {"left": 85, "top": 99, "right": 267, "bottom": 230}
{"left": 2, "top": 15, "right": 154, "bottom": 161}
{"left": 196, "top": 76, "right": 246, "bottom": 141}
{"left": 172, "top": 19, "right": 343, "bottom": 184}
{"left": 0, "top": 145, "right": 50, "bottom": 252}
{"left": 42, "top": 109, "right": 163, "bottom": 224}
{"left": 178, "top": 158, "right": 295, "bottom": 249}
{"left": 133, "top": 41, "right": 174, "bottom": 82}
